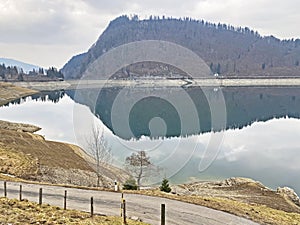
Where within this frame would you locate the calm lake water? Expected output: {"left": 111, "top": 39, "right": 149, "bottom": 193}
{"left": 1, "top": 86, "right": 300, "bottom": 193}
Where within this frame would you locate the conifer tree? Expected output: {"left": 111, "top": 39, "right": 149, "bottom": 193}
{"left": 160, "top": 178, "right": 171, "bottom": 193}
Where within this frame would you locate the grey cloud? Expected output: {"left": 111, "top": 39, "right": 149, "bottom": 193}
{"left": 83, "top": 0, "right": 131, "bottom": 13}
{"left": 1, "top": 0, "right": 300, "bottom": 67}
{"left": 0, "top": 1, "right": 101, "bottom": 45}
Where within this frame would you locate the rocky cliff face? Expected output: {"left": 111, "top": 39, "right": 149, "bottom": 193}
{"left": 62, "top": 15, "right": 300, "bottom": 79}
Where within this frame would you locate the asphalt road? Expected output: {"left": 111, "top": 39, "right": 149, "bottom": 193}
{"left": 0, "top": 181, "right": 260, "bottom": 225}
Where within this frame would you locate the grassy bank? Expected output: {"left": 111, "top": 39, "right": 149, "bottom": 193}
{"left": 0, "top": 197, "right": 148, "bottom": 225}
{"left": 0, "top": 120, "right": 130, "bottom": 187}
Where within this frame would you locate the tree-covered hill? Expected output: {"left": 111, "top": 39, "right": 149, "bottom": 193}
{"left": 62, "top": 15, "right": 300, "bottom": 79}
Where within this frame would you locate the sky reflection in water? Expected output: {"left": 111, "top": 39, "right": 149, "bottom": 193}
{"left": 0, "top": 95, "right": 300, "bottom": 193}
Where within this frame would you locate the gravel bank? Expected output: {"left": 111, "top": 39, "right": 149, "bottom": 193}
{"left": 12, "top": 78, "right": 300, "bottom": 91}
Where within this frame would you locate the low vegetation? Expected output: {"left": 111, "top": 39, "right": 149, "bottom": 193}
{"left": 0, "top": 146, "right": 38, "bottom": 179}
{"left": 123, "top": 178, "right": 138, "bottom": 190}
{"left": 0, "top": 197, "right": 148, "bottom": 225}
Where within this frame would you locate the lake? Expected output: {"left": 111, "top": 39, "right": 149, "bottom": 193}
{"left": 1, "top": 85, "right": 300, "bottom": 193}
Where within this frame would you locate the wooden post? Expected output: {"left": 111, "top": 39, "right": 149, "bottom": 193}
{"left": 122, "top": 199, "right": 127, "bottom": 225}
{"left": 19, "top": 185, "right": 22, "bottom": 201}
{"left": 4, "top": 181, "right": 7, "bottom": 198}
{"left": 39, "top": 188, "right": 42, "bottom": 205}
{"left": 161, "top": 204, "right": 166, "bottom": 225}
{"left": 90, "top": 197, "right": 94, "bottom": 217}
{"left": 64, "top": 190, "right": 67, "bottom": 210}
{"left": 120, "top": 193, "right": 124, "bottom": 217}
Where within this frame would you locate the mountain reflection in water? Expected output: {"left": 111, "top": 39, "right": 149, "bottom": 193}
{"left": 65, "top": 86, "right": 300, "bottom": 139}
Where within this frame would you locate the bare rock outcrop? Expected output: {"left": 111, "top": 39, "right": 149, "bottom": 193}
{"left": 277, "top": 187, "right": 300, "bottom": 206}
{"left": 218, "top": 177, "right": 265, "bottom": 188}
{"left": 173, "top": 177, "right": 300, "bottom": 213}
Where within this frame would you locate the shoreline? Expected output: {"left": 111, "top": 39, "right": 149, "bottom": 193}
{"left": 11, "top": 77, "right": 300, "bottom": 91}
{"left": 0, "top": 82, "right": 38, "bottom": 106}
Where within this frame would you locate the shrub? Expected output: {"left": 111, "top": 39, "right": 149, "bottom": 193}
{"left": 122, "top": 178, "right": 138, "bottom": 190}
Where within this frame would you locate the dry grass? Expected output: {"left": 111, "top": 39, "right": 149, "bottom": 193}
{"left": 0, "top": 82, "right": 37, "bottom": 106}
{"left": 0, "top": 197, "right": 148, "bottom": 225}
{"left": 0, "top": 174, "right": 23, "bottom": 182}
{"left": 0, "top": 146, "right": 38, "bottom": 179}
{"left": 123, "top": 189, "right": 300, "bottom": 225}
{"left": 176, "top": 181, "right": 300, "bottom": 213}
{"left": 0, "top": 129, "right": 94, "bottom": 176}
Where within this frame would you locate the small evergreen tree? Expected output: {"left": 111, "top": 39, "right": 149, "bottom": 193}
{"left": 160, "top": 178, "right": 171, "bottom": 193}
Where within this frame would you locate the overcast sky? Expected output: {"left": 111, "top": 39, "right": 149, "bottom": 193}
{"left": 1, "top": 0, "right": 299, "bottom": 68}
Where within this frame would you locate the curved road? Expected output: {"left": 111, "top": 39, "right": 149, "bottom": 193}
{"left": 0, "top": 181, "right": 259, "bottom": 225}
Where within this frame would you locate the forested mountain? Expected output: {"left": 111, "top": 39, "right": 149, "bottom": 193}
{"left": 62, "top": 15, "right": 300, "bottom": 79}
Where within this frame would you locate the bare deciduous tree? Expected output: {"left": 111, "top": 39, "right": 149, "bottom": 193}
{"left": 125, "top": 150, "right": 157, "bottom": 189}
{"left": 86, "top": 126, "right": 112, "bottom": 187}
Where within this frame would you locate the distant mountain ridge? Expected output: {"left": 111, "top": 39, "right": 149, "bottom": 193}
{"left": 0, "top": 58, "right": 41, "bottom": 73}
{"left": 62, "top": 15, "right": 300, "bottom": 79}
